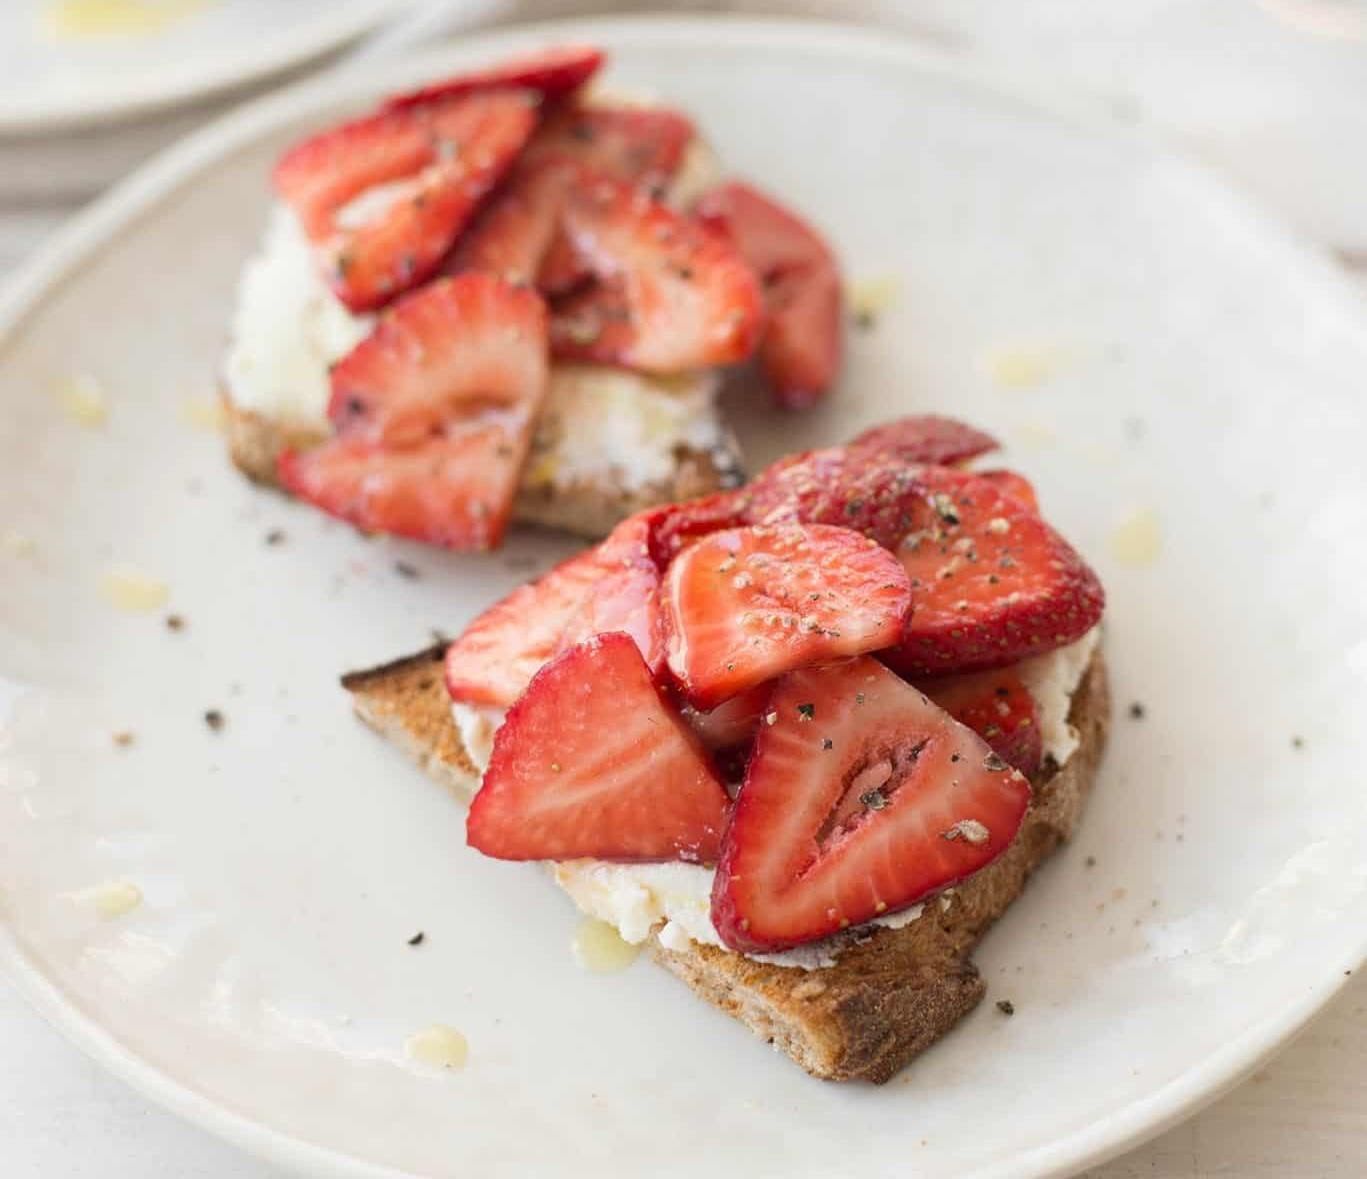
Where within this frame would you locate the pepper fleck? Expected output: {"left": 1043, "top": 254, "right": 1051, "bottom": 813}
{"left": 1291, "top": 735, "right": 1305, "bottom": 750}
{"left": 407, "top": 931, "right": 425, "bottom": 947}
{"left": 797, "top": 703, "right": 815, "bottom": 721}
{"left": 203, "top": 709, "right": 225, "bottom": 732}
{"left": 164, "top": 613, "right": 185, "bottom": 632}
{"left": 822, "top": 738, "right": 834, "bottom": 750}
{"left": 1128, "top": 701, "right": 1146, "bottom": 720}
{"left": 265, "top": 529, "right": 286, "bottom": 546}
{"left": 996, "top": 1000, "right": 1015, "bottom": 1016}
{"left": 395, "top": 561, "right": 420, "bottom": 580}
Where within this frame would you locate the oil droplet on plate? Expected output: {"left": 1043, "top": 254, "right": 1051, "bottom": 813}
{"left": 99, "top": 566, "right": 169, "bottom": 612}
{"left": 572, "top": 917, "right": 641, "bottom": 973}
{"left": 1109, "top": 509, "right": 1162, "bottom": 568}
{"left": 981, "top": 342, "right": 1067, "bottom": 390}
{"left": 3, "top": 530, "right": 37, "bottom": 559}
{"left": 178, "top": 396, "right": 226, "bottom": 433}
{"left": 70, "top": 880, "right": 143, "bottom": 918}
{"left": 44, "top": 0, "right": 206, "bottom": 38}
{"left": 1012, "top": 423, "right": 1056, "bottom": 451}
{"left": 405, "top": 1024, "right": 469, "bottom": 1070}
{"left": 50, "top": 374, "right": 107, "bottom": 427}
{"left": 847, "top": 275, "right": 900, "bottom": 323}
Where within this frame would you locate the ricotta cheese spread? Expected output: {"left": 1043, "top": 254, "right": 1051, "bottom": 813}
{"left": 452, "top": 625, "right": 1102, "bottom": 967}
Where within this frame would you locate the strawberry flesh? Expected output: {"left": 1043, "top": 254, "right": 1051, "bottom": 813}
{"left": 695, "top": 181, "right": 843, "bottom": 409}
{"left": 383, "top": 44, "right": 605, "bottom": 111}
{"left": 662, "top": 522, "right": 912, "bottom": 709}
{"left": 848, "top": 415, "right": 998, "bottom": 467}
{"left": 711, "top": 656, "right": 1032, "bottom": 953}
{"left": 280, "top": 274, "right": 547, "bottom": 551}
{"left": 274, "top": 90, "right": 539, "bottom": 311}
{"left": 976, "top": 468, "right": 1040, "bottom": 513}
{"left": 886, "top": 466, "right": 1104, "bottom": 676}
{"left": 552, "top": 176, "right": 764, "bottom": 372}
{"left": 924, "top": 667, "right": 1043, "bottom": 777}
{"left": 467, "top": 632, "right": 730, "bottom": 863}
{"left": 445, "top": 510, "right": 663, "bottom": 707}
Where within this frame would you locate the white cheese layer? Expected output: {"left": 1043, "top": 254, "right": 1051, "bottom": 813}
{"left": 222, "top": 204, "right": 728, "bottom": 496}
{"left": 453, "top": 626, "right": 1102, "bottom": 968}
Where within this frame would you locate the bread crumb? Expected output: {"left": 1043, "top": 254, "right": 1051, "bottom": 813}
{"left": 112, "top": 730, "right": 135, "bottom": 748}
{"left": 164, "top": 613, "right": 185, "bottom": 632}
{"left": 996, "top": 1000, "right": 1015, "bottom": 1016}
{"left": 203, "top": 709, "right": 225, "bottom": 732}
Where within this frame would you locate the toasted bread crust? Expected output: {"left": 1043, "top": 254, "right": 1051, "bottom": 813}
{"left": 342, "top": 645, "right": 1109, "bottom": 1082}
{"left": 222, "top": 392, "right": 744, "bottom": 541}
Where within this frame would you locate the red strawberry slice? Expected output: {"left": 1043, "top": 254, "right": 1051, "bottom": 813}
{"left": 662, "top": 522, "right": 912, "bottom": 710}
{"left": 274, "top": 90, "right": 539, "bottom": 311}
{"left": 553, "top": 176, "right": 764, "bottom": 372}
{"left": 848, "top": 415, "right": 999, "bottom": 467}
{"left": 467, "top": 632, "right": 730, "bottom": 863}
{"left": 976, "top": 468, "right": 1040, "bottom": 513}
{"left": 446, "top": 159, "right": 579, "bottom": 286}
{"left": 278, "top": 429, "right": 515, "bottom": 551}
{"left": 644, "top": 491, "right": 750, "bottom": 569}
{"left": 925, "top": 667, "right": 1043, "bottom": 777}
{"left": 554, "top": 513, "right": 664, "bottom": 673}
{"left": 743, "top": 417, "right": 998, "bottom": 549}
{"left": 524, "top": 104, "right": 696, "bottom": 192}
{"left": 885, "top": 466, "right": 1104, "bottom": 676}
{"left": 682, "top": 683, "right": 770, "bottom": 753}
{"left": 444, "top": 510, "right": 663, "bottom": 708}
{"left": 450, "top": 106, "right": 697, "bottom": 295}
{"left": 711, "top": 655, "right": 1032, "bottom": 953}
{"left": 695, "top": 181, "right": 843, "bottom": 409}
{"left": 742, "top": 446, "right": 923, "bottom": 551}
{"left": 328, "top": 272, "right": 546, "bottom": 443}
{"left": 383, "top": 44, "right": 605, "bottom": 111}
{"left": 280, "top": 275, "right": 547, "bottom": 551}
{"left": 445, "top": 546, "right": 613, "bottom": 708}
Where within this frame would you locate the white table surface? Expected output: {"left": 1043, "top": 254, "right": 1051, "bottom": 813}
{"left": 4, "top": 2, "right": 1366, "bottom": 1175}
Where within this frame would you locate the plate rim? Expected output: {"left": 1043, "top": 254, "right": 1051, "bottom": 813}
{"left": 0, "top": 0, "right": 405, "bottom": 135}
{"left": 1, "top": 13, "right": 1364, "bottom": 1178}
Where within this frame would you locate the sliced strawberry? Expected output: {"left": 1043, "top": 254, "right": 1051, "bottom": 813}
{"left": 743, "top": 419, "right": 997, "bottom": 549}
{"left": 553, "top": 176, "right": 764, "bottom": 372}
{"left": 445, "top": 510, "right": 663, "bottom": 707}
{"left": 524, "top": 104, "right": 695, "bottom": 192}
{"left": 742, "top": 446, "right": 923, "bottom": 551}
{"left": 976, "top": 468, "right": 1040, "bottom": 513}
{"left": 274, "top": 90, "right": 539, "bottom": 311}
{"left": 278, "top": 429, "right": 514, "bottom": 550}
{"left": 384, "top": 44, "right": 605, "bottom": 111}
{"left": 329, "top": 273, "right": 546, "bottom": 442}
{"left": 446, "top": 159, "right": 579, "bottom": 286}
{"left": 848, "top": 415, "right": 999, "bottom": 467}
{"left": 925, "top": 667, "right": 1043, "bottom": 777}
{"left": 682, "top": 683, "right": 770, "bottom": 753}
{"left": 885, "top": 466, "right": 1104, "bottom": 676}
{"left": 644, "top": 490, "right": 750, "bottom": 569}
{"left": 695, "top": 181, "right": 843, "bottom": 409}
{"left": 711, "top": 656, "right": 1032, "bottom": 953}
{"left": 662, "top": 522, "right": 912, "bottom": 709}
{"left": 449, "top": 106, "right": 697, "bottom": 295}
{"left": 281, "top": 275, "right": 547, "bottom": 551}
{"left": 554, "top": 513, "right": 664, "bottom": 673}
{"left": 445, "top": 546, "right": 612, "bottom": 708}
{"left": 467, "top": 633, "right": 730, "bottom": 863}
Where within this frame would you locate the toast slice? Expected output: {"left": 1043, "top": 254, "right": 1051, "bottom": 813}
{"left": 223, "top": 377, "right": 744, "bottom": 541}
{"left": 340, "top": 643, "right": 1110, "bottom": 1083}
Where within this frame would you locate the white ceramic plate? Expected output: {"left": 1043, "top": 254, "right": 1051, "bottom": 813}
{"left": 0, "top": 0, "right": 404, "bottom": 134}
{"left": 2, "top": 16, "right": 1365, "bottom": 1179}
